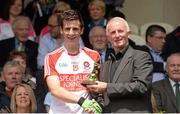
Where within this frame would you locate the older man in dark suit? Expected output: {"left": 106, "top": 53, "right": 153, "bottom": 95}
{"left": 0, "top": 16, "right": 38, "bottom": 72}
{"left": 152, "top": 53, "right": 180, "bottom": 113}
{"left": 87, "top": 17, "right": 153, "bottom": 113}
{"left": 89, "top": 26, "right": 114, "bottom": 64}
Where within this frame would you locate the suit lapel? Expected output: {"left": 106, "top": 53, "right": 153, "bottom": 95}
{"left": 164, "top": 79, "right": 177, "bottom": 109}
{"left": 11, "top": 38, "right": 15, "bottom": 50}
{"left": 112, "top": 46, "right": 133, "bottom": 82}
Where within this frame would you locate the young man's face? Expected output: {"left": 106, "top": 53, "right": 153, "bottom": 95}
{"left": 60, "top": 20, "right": 83, "bottom": 45}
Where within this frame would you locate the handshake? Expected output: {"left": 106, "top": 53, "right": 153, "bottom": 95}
{"left": 78, "top": 97, "right": 102, "bottom": 113}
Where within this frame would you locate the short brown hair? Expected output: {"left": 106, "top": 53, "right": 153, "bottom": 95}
{"left": 8, "top": 50, "right": 27, "bottom": 62}
{"left": 60, "top": 9, "right": 84, "bottom": 28}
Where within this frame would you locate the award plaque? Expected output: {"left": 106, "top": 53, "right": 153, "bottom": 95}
{"left": 81, "top": 62, "right": 100, "bottom": 86}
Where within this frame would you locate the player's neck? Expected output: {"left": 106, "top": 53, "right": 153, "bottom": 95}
{"left": 65, "top": 43, "right": 80, "bottom": 54}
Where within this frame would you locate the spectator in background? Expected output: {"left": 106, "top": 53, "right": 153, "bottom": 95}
{"left": 0, "top": 0, "right": 36, "bottom": 41}
{"left": 88, "top": 0, "right": 107, "bottom": 31}
{"left": 25, "top": 0, "right": 55, "bottom": 35}
{"left": 2, "top": 0, "right": 24, "bottom": 23}
{"left": 152, "top": 53, "right": 180, "bottom": 113}
{"left": 83, "top": 0, "right": 107, "bottom": 48}
{"left": 0, "top": 16, "right": 38, "bottom": 73}
{"left": 39, "top": 1, "right": 71, "bottom": 37}
{"left": 162, "top": 26, "right": 180, "bottom": 61}
{"left": 0, "top": 60, "right": 45, "bottom": 113}
{"left": 89, "top": 26, "right": 112, "bottom": 63}
{"left": 143, "top": 25, "right": 166, "bottom": 82}
{"left": 8, "top": 50, "right": 36, "bottom": 90}
{"left": 52, "top": 1, "right": 71, "bottom": 16}
{"left": 37, "top": 14, "right": 63, "bottom": 69}
{"left": 87, "top": 17, "right": 153, "bottom": 113}
{"left": 10, "top": 83, "right": 37, "bottom": 113}
{"left": 0, "top": 61, "right": 23, "bottom": 113}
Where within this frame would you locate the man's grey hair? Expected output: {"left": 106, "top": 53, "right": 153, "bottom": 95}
{"left": 106, "top": 17, "right": 130, "bottom": 35}
{"left": 89, "top": 26, "right": 106, "bottom": 38}
{"left": 11, "top": 16, "right": 31, "bottom": 31}
{"left": 167, "top": 53, "right": 180, "bottom": 65}
{"left": 1, "top": 60, "right": 23, "bottom": 76}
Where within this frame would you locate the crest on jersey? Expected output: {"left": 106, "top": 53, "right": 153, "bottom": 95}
{"left": 73, "top": 64, "right": 79, "bottom": 71}
{"left": 83, "top": 61, "right": 90, "bottom": 70}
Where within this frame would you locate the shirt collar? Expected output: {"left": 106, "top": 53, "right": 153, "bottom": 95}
{"left": 146, "top": 44, "right": 162, "bottom": 55}
{"left": 169, "top": 78, "right": 180, "bottom": 87}
{"left": 115, "top": 45, "right": 128, "bottom": 60}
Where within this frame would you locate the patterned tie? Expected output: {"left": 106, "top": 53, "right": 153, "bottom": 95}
{"left": 175, "top": 83, "right": 180, "bottom": 112}
{"left": 18, "top": 42, "right": 23, "bottom": 51}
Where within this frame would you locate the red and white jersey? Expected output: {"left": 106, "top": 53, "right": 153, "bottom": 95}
{"left": 44, "top": 46, "right": 100, "bottom": 113}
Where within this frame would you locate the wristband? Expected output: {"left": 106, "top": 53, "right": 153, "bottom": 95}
{"left": 77, "top": 97, "right": 85, "bottom": 106}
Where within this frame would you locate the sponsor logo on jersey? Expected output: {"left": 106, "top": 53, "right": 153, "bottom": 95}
{"left": 59, "top": 63, "right": 68, "bottom": 67}
{"left": 73, "top": 64, "right": 79, "bottom": 71}
{"left": 59, "top": 74, "right": 88, "bottom": 91}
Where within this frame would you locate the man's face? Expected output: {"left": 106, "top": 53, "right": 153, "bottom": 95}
{"left": 48, "top": 16, "right": 59, "bottom": 39}
{"left": 166, "top": 55, "right": 180, "bottom": 82}
{"left": 107, "top": 20, "right": 129, "bottom": 52}
{"left": 89, "top": 4, "right": 104, "bottom": 21}
{"left": 90, "top": 28, "right": 107, "bottom": 52}
{"left": 3, "top": 66, "right": 23, "bottom": 90}
{"left": 147, "top": 31, "right": 166, "bottom": 53}
{"left": 13, "top": 56, "right": 26, "bottom": 72}
{"left": 14, "top": 20, "right": 30, "bottom": 42}
{"left": 61, "top": 20, "right": 83, "bottom": 45}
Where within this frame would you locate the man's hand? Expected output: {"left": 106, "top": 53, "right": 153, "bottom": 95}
{"left": 86, "top": 81, "right": 107, "bottom": 93}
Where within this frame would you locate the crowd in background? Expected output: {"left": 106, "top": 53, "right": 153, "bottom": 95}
{"left": 0, "top": 0, "right": 180, "bottom": 113}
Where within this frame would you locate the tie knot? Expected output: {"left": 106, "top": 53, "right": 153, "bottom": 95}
{"left": 175, "top": 83, "right": 180, "bottom": 87}
{"left": 17, "top": 42, "right": 24, "bottom": 51}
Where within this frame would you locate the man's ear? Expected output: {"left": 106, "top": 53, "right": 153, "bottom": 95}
{"left": 147, "top": 36, "right": 152, "bottom": 43}
{"left": 127, "top": 31, "right": 132, "bottom": 38}
{"left": 89, "top": 36, "right": 93, "bottom": 45}
{"left": 106, "top": 33, "right": 110, "bottom": 42}
{"left": 60, "top": 27, "right": 63, "bottom": 34}
{"left": 80, "top": 27, "right": 84, "bottom": 35}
